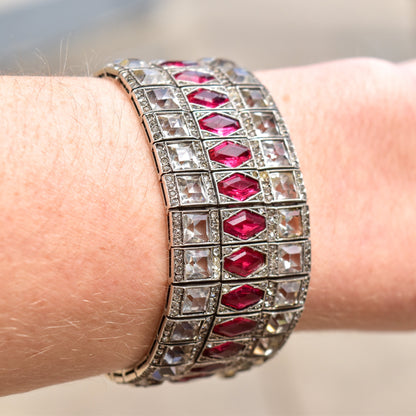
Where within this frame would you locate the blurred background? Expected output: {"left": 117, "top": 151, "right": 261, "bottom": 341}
{"left": 0, "top": 0, "right": 415, "bottom": 415}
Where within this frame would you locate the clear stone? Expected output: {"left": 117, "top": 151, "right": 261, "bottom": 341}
{"left": 146, "top": 88, "right": 180, "bottom": 110}
{"left": 266, "top": 312, "right": 294, "bottom": 335}
{"left": 182, "top": 287, "right": 210, "bottom": 314}
{"left": 177, "top": 175, "right": 209, "bottom": 205}
{"left": 182, "top": 213, "right": 209, "bottom": 243}
{"left": 133, "top": 68, "right": 171, "bottom": 85}
{"left": 252, "top": 112, "right": 279, "bottom": 136}
{"left": 279, "top": 208, "right": 303, "bottom": 238}
{"left": 241, "top": 88, "right": 267, "bottom": 108}
{"left": 261, "top": 140, "right": 291, "bottom": 167}
{"left": 253, "top": 336, "right": 285, "bottom": 357}
{"left": 269, "top": 172, "right": 298, "bottom": 201}
{"left": 150, "top": 366, "right": 177, "bottom": 382}
{"left": 275, "top": 281, "right": 302, "bottom": 307}
{"left": 226, "top": 67, "right": 257, "bottom": 84}
{"left": 115, "top": 58, "right": 146, "bottom": 69}
{"left": 167, "top": 142, "right": 200, "bottom": 170}
{"left": 171, "top": 321, "right": 200, "bottom": 341}
{"left": 158, "top": 114, "right": 189, "bottom": 137}
{"left": 184, "top": 248, "right": 212, "bottom": 280}
{"left": 162, "top": 346, "right": 187, "bottom": 365}
{"left": 279, "top": 244, "right": 303, "bottom": 273}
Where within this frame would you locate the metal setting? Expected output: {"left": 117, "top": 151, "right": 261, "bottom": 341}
{"left": 96, "top": 58, "right": 311, "bottom": 386}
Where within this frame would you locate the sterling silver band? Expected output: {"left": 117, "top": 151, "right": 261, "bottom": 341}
{"left": 96, "top": 58, "right": 311, "bottom": 386}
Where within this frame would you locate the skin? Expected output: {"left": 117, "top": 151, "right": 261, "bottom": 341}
{"left": 0, "top": 58, "right": 415, "bottom": 396}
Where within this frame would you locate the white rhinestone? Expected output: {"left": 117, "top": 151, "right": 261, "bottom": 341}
{"left": 278, "top": 208, "right": 303, "bottom": 238}
{"left": 146, "top": 88, "right": 180, "bottom": 110}
{"left": 167, "top": 142, "right": 200, "bottom": 170}
{"left": 261, "top": 140, "right": 291, "bottom": 167}
{"left": 241, "top": 88, "right": 267, "bottom": 108}
{"left": 161, "top": 346, "right": 186, "bottom": 365}
{"left": 266, "top": 312, "right": 294, "bottom": 335}
{"left": 253, "top": 336, "right": 284, "bottom": 357}
{"left": 184, "top": 248, "right": 212, "bottom": 280}
{"left": 133, "top": 68, "right": 171, "bottom": 85}
{"left": 269, "top": 172, "right": 298, "bottom": 201}
{"left": 177, "top": 175, "right": 209, "bottom": 205}
{"left": 158, "top": 114, "right": 189, "bottom": 137}
{"left": 182, "top": 213, "right": 209, "bottom": 244}
{"left": 279, "top": 244, "right": 303, "bottom": 273}
{"left": 226, "top": 67, "right": 257, "bottom": 84}
{"left": 252, "top": 112, "right": 279, "bottom": 136}
{"left": 275, "top": 281, "right": 302, "bottom": 307}
{"left": 171, "top": 321, "right": 200, "bottom": 341}
{"left": 182, "top": 287, "right": 210, "bottom": 314}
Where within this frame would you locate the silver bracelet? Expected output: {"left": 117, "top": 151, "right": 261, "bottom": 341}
{"left": 96, "top": 58, "right": 311, "bottom": 386}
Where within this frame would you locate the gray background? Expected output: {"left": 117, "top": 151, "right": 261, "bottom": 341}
{"left": 0, "top": 0, "right": 415, "bottom": 415}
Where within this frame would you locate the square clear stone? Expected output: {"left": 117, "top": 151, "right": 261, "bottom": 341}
{"left": 184, "top": 248, "right": 213, "bottom": 280}
{"left": 266, "top": 312, "right": 294, "bottom": 335}
{"left": 177, "top": 175, "right": 209, "bottom": 205}
{"left": 133, "top": 68, "right": 171, "bottom": 85}
{"left": 167, "top": 142, "right": 200, "bottom": 170}
{"left": 161, "top": 346, "right": 187, "bottom": 365}
{"left": 182, "top": 212, "right": 209, "bottom": 244}
{"left": 170, "top": 320, "right": 201, "bottom": 342}
{"left": 261, "top": 139, "right": 291, "bottom": 167}
{"left": 158, "top": 114, "right": 190, "bottom": 138}
{"left": 279, "top": 244, "right": 303, "bottom": 274}
{"left": 253, "top": 335, "right": 285, "bottom": 357}
{"left": 252, "top": 112, "right": 279, "bottom": 136}
{"left": 182, "top": 287, "right": 210, "bottom": 314}
{"left": 226, "top": 67, "right": 257, "bottom": 84}
{"left": 278, "top": 208, "right": 303, "bottom": 238}
{"left": 275, "top": 280, "right": 302, "bottom": 307}
{"left": 146, "top": 88, "right": 180, "bottom": 110}
{"left": 269, "top": 171, "right": 299, "bottom": 201}
{"left": 241, "top": 88, "right": 267, "bottom": 108}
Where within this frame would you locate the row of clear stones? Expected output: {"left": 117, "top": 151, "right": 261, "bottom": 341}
{"left": 98, "top": 58, "right": 310, "bottom": 386}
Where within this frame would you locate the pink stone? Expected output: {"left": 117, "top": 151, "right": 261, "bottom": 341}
{"left": 208, "top": 140, "right": 251, "bottom": 168}
{"left": 213, "top": 317, "right": 257, "bottom": 338}
{"left": 187, "top": 88, "right": 229, "bottom": 109}
{"left": 203, "top": 341, "right": 245, "bottom": 359}
{"left": 224, "top": 247, "right": 265, "bottom": 277}
{"left": 161, "top": 60, "right": 196, "bottom": 67}
{"left": 198, "top": 113, "right": 241, "bottom": 136}
{"left": 223, "top": 209, "right": 266, "bottom": 240}
{"left": 221, "top": 284, "right": 264, "bottom": 310}
{"left": 174, "top": 70, "right": 215, "bottom": 84}
{"left": 217, "top": 173, "right": 260, "bottom": 201}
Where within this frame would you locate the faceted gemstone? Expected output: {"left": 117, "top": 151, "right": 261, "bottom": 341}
{"left": 176, "top": 175, "right": 208, "bottom": 205}
{"left": 182, "top": 213, "right": 209, "bottom": 244}
{"left": 241, "top": 88, "right": 267, "bottom": 108}
{"left": 203, "top": 341, "right": 245, "bottom": 359}
{"left": 217, "top": 173, "right": 260, "bottom": 201}
{"left": 261, "top": 139, "right": 291, "bottom": 167}
{"left": 146, "top": 88, "right": 180, "bottom": 110}
{"left": 213, "top": 317, "right": 257, "bottom": 338}
{"left": 190, "top": 363, "right": 226, "bottom": 374}
{"left": 158, "top": 114, "right": 189, "bottom": 137}
{"left": 198, "top": 113, "right": 241, "bottom": 136}
{"left": 182, "top": 286, "right": 210, "bottom": 314}
{"left": 266, "top": 312, "right": 294, "bottom": 335}
{"left": 150, "top": 366, "right": 177, "bottom": 382}
{"left": 167, "top": 142, "right": 200, "bottom": 170}
{"left": 221, "top": 284, "right": 264, "bottom": 310}
{"left": 161, "top": 60, "right": 197, "bottom": 67}
{"left": 269, "top": 172, "right": 298, "bottom": 201}
{"left": 208, "top": 140, "right": 251, "bottom": 168}
{"left": 223, "top": 209, "right": 266, "bottom": 240}
{"left": 115, "top": 58, "right": 146, "bottom": 69}
{"left": 133, "top": 68, "right": 170, "bottom": 85}
{"left": 253, "top": 336, "right": 284, "bottom": 357}
{"left": 174, "top": 70, "right": 215, "bottom": 84}
{"left": 162, "top": 346, "right": 187, "bottom": 365}
{"left": 224, "top": 247, "right": 265, "bottom": 277}
{"left": 279, "top": 208, "right": 303, "bottom": 238}
{"left": 279, "top": 244, "right": 303, "bottom": 273}
{"left": 252, "top": 112, "right": 279, "bottom": 136}
{"left": 184, "top": 248, "right": 212, "bottom": 280}
{"left": 275, "top": 280, "right": 302, "bottom": 307}
{"left": 226, "top": 67, "right": 257, "bottom": 84}
{"left": 187, "top": 88, "right": 229, "bottom": 109}
{"left": 171, "top": 320, "right": 201, "bottom": 341}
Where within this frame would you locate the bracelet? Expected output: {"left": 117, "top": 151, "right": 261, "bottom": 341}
{"left": 96, "top": 58, "right": 311, "bottom": 386}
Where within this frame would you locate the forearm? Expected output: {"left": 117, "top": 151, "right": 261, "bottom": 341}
{"left": 0, "top": 58, "right": 415, "bottom": 395}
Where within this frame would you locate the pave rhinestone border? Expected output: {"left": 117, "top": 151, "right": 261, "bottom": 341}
{"left": 96, "top": 58, "right": 311, "bottom": 386}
